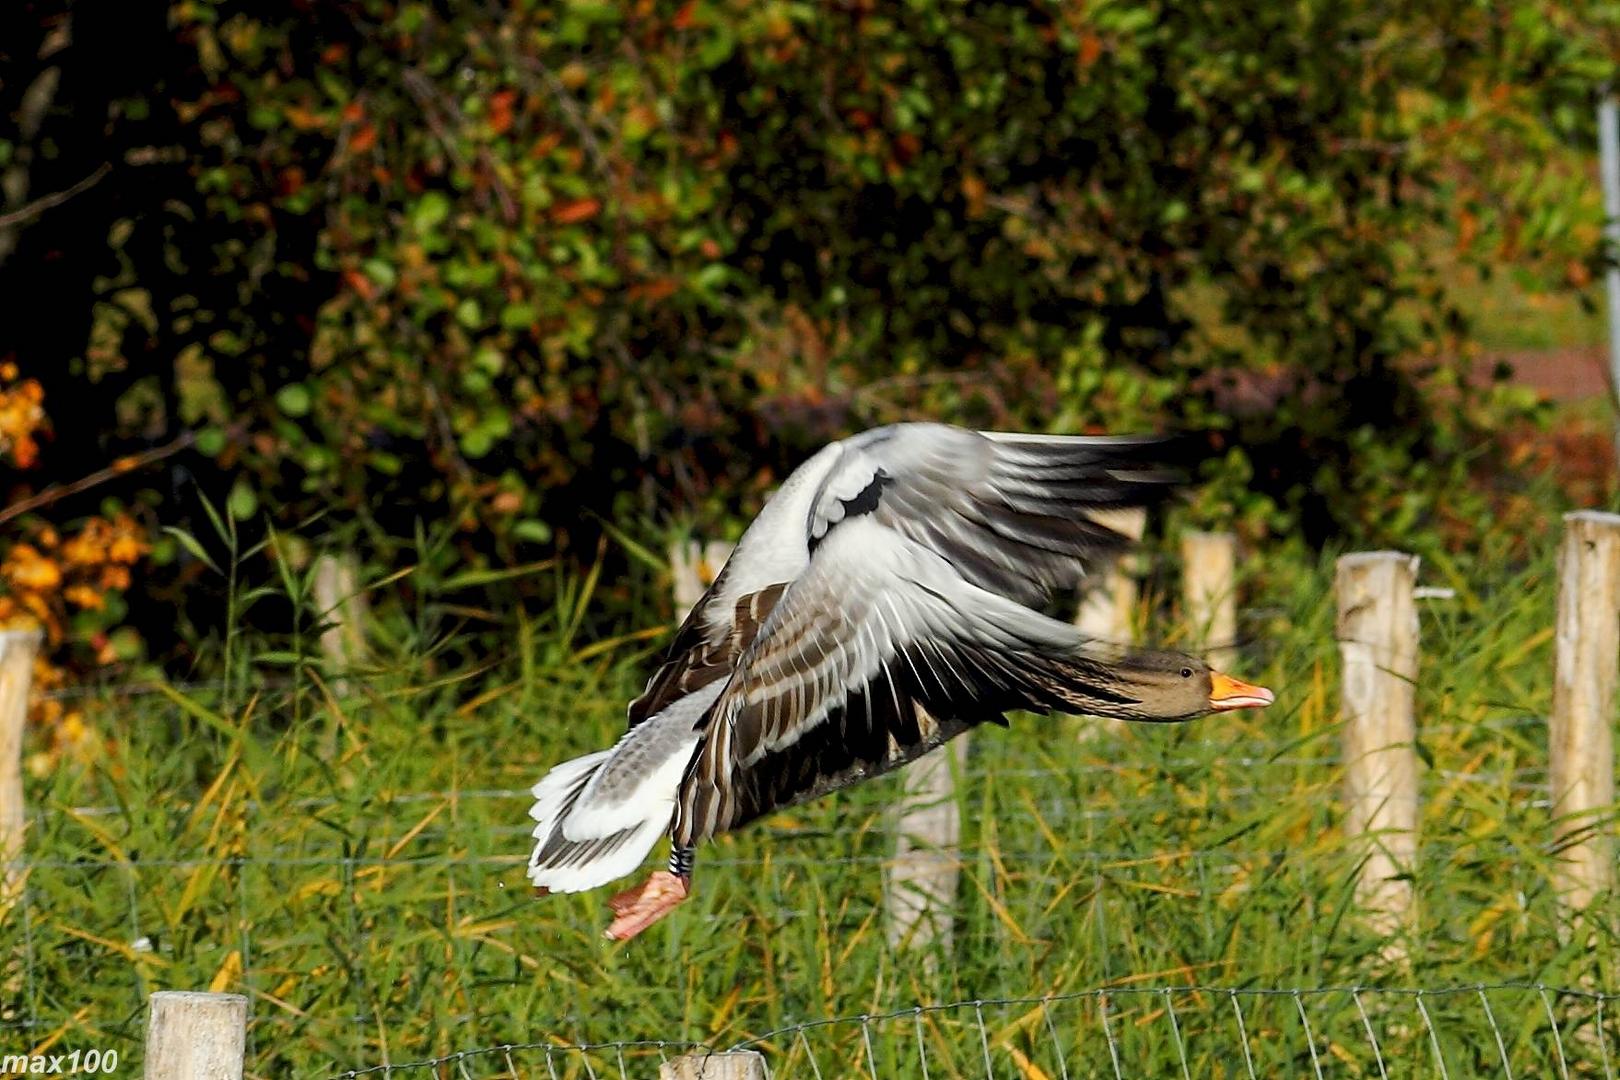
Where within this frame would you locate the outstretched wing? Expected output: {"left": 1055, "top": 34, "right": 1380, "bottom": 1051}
{"left": 632, "top": 425, "right": 1184, "bottom": 731}
{"left": 672, "top": 425, "right": 1189, "bottom": 843}
{"left": 670, "top": 427, "right": 1192, "bottom": 841}
{"left": 672, "top": 521, "right": 1139, "bottom": 844}
{"left": 809, "top": 425, "right": 1186, "bottom": 607}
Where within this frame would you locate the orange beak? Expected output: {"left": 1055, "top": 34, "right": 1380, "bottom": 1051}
{"left": 1208, "top": 671, "right": 1275, "bottom": 711}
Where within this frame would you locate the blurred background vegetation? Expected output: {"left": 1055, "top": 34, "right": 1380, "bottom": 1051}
{"left": 2, "top": 0, "right": 1619, "bottom": 703}
{"left": 7, "top": 5, "right": 1620, "bottom": 1070}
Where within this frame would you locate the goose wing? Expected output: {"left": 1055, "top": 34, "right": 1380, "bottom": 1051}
{"left": 625, "top": 570, "right": 786, "bottom": 731}
{"left": 808, "top": 424, "right": 1186, "bottom": 607}
{"left": 671, "top": 425, "right": 1189, "bottom": 843}
{"left": 673, "top": 538, "right": 1155, "bottom": 843}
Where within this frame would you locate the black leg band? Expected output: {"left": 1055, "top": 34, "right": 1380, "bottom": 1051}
{"left": 668, "top": 844, "right": 695, "bottom": 878}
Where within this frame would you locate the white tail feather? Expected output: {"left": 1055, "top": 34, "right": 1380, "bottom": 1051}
{"left": 526, "top": 739, "right": 695, "bottom": 893}
{"left": 526, "top": 683, "right": 721, "bottom": 895}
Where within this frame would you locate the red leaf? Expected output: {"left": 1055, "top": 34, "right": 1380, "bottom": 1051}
{"left": 1078, "top": 32, "right": 1103, "bottom": 67}
{"left": 552, "top": 198, "right": 602, "bottom": 224}
{"left": 343, "top": 270, "right": 375, "bottom": 301}
{"left": 489, "top": 90, "right": 517, "bottom": 135}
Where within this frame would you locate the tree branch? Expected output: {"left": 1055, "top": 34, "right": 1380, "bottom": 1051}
{"left": 0, "top": 162, "right": 111, "bottom": 230}
{"left": 0, "top": 423, "right": 234, "bottom": 529}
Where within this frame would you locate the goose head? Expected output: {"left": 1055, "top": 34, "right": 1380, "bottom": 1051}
{"left": 1079, "top": 649, "right": 1274, "bottom": 722}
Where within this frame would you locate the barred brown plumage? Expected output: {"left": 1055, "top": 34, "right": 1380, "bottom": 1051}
{"left": 524, "top": 422, "right": 1274, "bottom": 941}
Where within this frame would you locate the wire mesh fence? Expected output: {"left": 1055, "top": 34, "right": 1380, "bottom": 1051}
{"left": 320, "top": 983, "right": 1618, "bottom": 1079}
{"left": 0, "top": 584, "right": 1610, "bottom": 1080}
{"left": 3, "top": 718, "right": 1607, "bottom": 1076}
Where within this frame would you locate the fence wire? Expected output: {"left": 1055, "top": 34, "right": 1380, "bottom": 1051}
{"left": 2, "top": 656, "right": 1600, "bottom": 1078}
{"left": 323, "top": 983, "right": 1618, "bottom": 1079}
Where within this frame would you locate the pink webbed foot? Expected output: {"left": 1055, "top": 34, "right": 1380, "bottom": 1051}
{"left": 603, "top": 870, "right": 691, "bottom": 941}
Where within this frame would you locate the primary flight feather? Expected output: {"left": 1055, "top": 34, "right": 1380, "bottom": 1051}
{"left": 526, "top": 422, "right": 1274, "bottom": 940}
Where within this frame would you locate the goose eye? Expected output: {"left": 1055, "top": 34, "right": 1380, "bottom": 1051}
{"left": 1180, "top": 667, "right": 1193, "bottom": 679}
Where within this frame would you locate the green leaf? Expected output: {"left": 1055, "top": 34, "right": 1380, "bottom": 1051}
{"left": 254, "top": 650, "right": 310, "bottom": 667}
{"left": 459, "top": 428, "right": 494, "bottom": 458}
{"left": 162, "top": 526, "right": 222, "bottom": 575}
{"left": 195, "top": 426, "right": 228, "bottom": 456}
{"left": 411, "top": 191, "right": 452, "bottom": 232}
{"left": 499, "top": 302, "right": 537, "bottom": 330}
{"left": 438, "top": 558, "right": 557, "bottom": 589}
{"left": 512, "top": 519, "right": 552, "bottom": 544}
{"left": 363, "top": 258, "right": 398, "bottom": 291}
{"left": 275, "top": 384, "right": 312, "bottom": 417}
{"left": 228, "top": 480, "right": 259, "bottom": 521}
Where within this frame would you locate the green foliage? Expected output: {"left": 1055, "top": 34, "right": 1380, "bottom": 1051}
{"left": 2, "top": 0, "right": 1616, "bottom": 655}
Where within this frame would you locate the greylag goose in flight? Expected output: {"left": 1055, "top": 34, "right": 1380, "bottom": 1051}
{"left": 526, "top": 422, "right": 1274, "bottom": 940}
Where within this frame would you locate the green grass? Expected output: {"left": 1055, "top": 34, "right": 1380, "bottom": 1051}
{"left": 4, "top": 535, "right": 1618, "bottom": 1078}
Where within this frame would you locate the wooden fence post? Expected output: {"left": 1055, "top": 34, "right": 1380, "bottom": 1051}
{"left": 1181, "top": 530, "right": 1238, "bottom": 670}
{"left": 886, "top": 733, "right": 968, "bottom": 955}
{"left": 669, "top": 539, "right": 734, "bottom": 623}
{"left": 1074, "top": 508, "right": 1148, "bottom": 645}
{"left": 0, "top": 627, "right": 41, "bottom": 913}
{"left": 143, "top": 991, "right": 248, "bottom": 1080}
{"left": 312, "top": 552, "right": 367, "bottom": 688}
{"left": 659, "top": 1050, "right": 769, "bottom": 1080}
{"left": 1073, "top": 508, "right": 1147, "bottom": 742}
{"left": 1549, "top": 510, "right": 1620, "bottom": 914}
{"left": 1335, "top": 552, "right": 1421, "bottom": 944}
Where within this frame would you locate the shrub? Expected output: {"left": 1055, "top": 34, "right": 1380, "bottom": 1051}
{"left": 0, "top": 0, "right": 1612, "bottom": 666}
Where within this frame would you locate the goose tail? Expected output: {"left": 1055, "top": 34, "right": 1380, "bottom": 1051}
{"left": 526, "top": 717, "right": 702, "bottom": 895}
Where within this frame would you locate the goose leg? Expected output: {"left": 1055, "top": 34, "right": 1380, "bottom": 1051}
{"left": 604, "top": 846, "right": 694, "bottom": 941}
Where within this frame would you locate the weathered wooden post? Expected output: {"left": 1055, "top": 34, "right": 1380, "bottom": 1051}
{"left": 1335, "top": 552, "right": 1421, "bottom": 944}
{"left": 660, "top": 1050, "right": 769, "bottom": 1079}
{"left": 1073, "top": 508, "right": 1148, "bottom": 742}
{"left": 669, "top": 539, "right": 734, "bottom": 623}
{"left": 1074, "top": 508, "right": 1148, "bottom": 645}
{"left": 886, "top": 731, "right": 968, "bottom": 955}
{"left": 1549, "top": 510, "right": 1620, "bottom": 915}
{"left": 312, "top": 552, "right": 367, "bottom": 688}
{"left": 1181, "top": 530, "right": 1238, "bottom": 669}
{"left": 143, "top": 991, "right": 248, "bottom": 1080}
{"left": 0, "top": 626, "right": 41, "bottom": 912}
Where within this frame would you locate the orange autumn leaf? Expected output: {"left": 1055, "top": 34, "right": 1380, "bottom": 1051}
{"left": 8, "top": 433, "right": 39, "bottom": 469}
{"left": 108, "top": 531, "right": 146, "bottom": 564}
{"left": 343, "top": 269, "right": 376, "bottom": 300}
{"left": 63, "top": 584, "right": 105, "bottom": 611}
{"left": 552, "top": 197, "right": 602, "bottom": 224}
{"left": 488, "top": 90, "right": 517, "bottom": 135}
{"left": 1078, "top": 32, "right": 1104, "bottom": 67}
{"left": 3, "top": 546, "right": 62, "bottom": 591}
{"left": 59, "top": 533, "right": 104, "bottom": 567}
{"left": 0, "top": 372, "right": 47, "bottom": 469}
{"left": 283, "top": 104, "right": 326, "bottom": 130}
{"left": 348, "top": 124, "right": 377, "bottom": 154}
{"left": 628, "top": 277, "right": 680, "bottom": 303}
